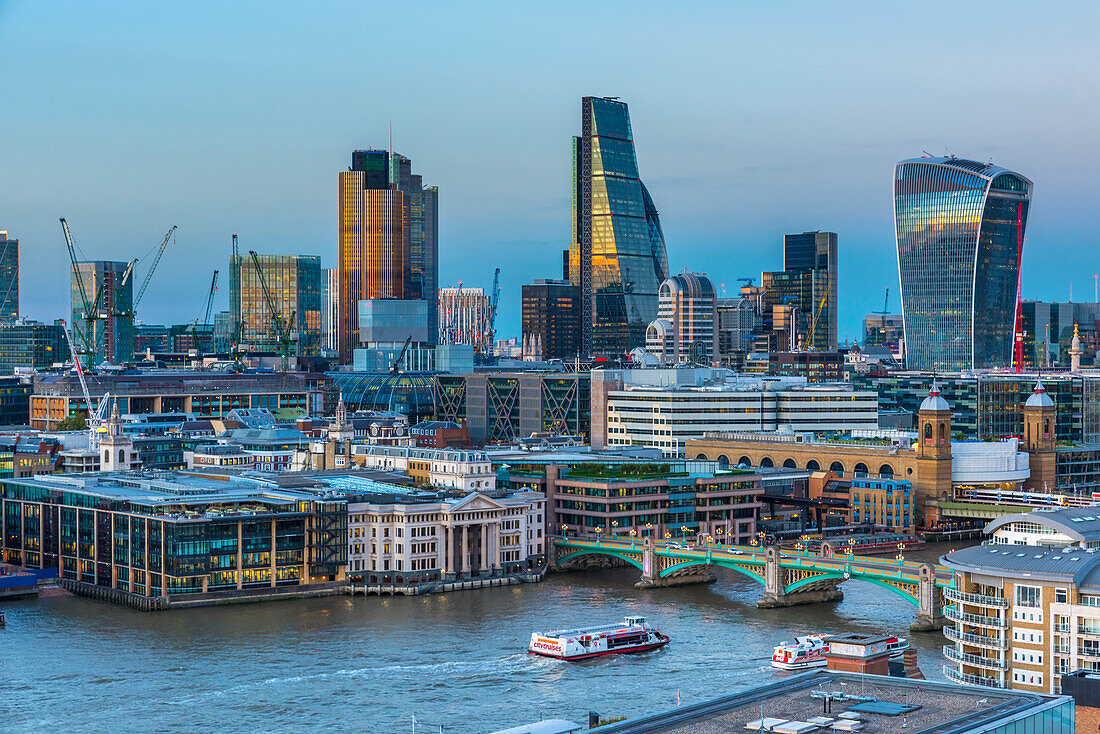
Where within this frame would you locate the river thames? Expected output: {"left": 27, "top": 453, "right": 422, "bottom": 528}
{"left": 2, "top": 544, "right": 960, "bottom": 733}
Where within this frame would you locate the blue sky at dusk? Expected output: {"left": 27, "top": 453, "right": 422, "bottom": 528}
{"left": 2, "top": 1, "right": 1098, "bottom": 343}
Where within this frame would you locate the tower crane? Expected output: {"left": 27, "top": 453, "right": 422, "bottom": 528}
{"left": 248, "top": 250, "right": 296, "bottom": 371}
{"left": 484, "top": 267, "right": 501, "bottom": 354}
{"left": 133, "top": 225, "right": 177, "bottom": 310}
{"left": 59, "top": 319, "right": 111, "bottom": 449}
{"left": 737, "top": 277, "right": 755, "bottom": 289}
{"left": 187, "top": 269, "right": 219, "bottom": 356}
{"left": 61, "top": 218, "right": 103, "bottom": 358}
{"left": 874, "top": 287, "right": 890, "bottom": 315}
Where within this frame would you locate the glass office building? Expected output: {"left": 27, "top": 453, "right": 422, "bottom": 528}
{"left": 0, "top": 231, "right": 18, "bottom": 321}
{"left": 70, "top": 261, "right": 134, "bottom": 365}
{"left": 894, "top": 157, "right": 1032, "bottom": 371}
{"left": 570, "top": 96, "right": 668, "bottom": 357}
{"left": 230, "top": 254, "right": 323, "bottom": 356}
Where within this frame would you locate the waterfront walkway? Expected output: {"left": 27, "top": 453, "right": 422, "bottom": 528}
{"left": 552, "top": 535, "right": 953, "bottom": 630}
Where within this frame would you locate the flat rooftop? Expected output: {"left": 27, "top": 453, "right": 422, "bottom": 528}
{"left": 591, "top": 671, "right": 1067, "bottom": 734}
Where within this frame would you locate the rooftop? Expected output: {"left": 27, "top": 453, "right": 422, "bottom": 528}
{"left": 943, "top": 542, "right": 1100, "bottom": 591}
{"left": 589, "top": 670, "right": 1064, "bottom": 734}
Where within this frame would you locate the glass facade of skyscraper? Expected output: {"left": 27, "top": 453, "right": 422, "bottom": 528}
{"left": 0, "top": 232, "right": 18, "bottom": 322}
{"left": 231, "top": 254, "right": 323, "bottom": 356}
{"left": 894, "top": 157, "right": 1032, "bottom": 372}
{"left": 571, "top": 97, "right": 668, "bottom": 357}
{"left": 70, "top": 261, "right": 134, "bottom": 365}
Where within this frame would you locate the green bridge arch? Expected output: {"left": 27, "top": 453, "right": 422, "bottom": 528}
{"left": 658, "top": 557, "right": 766, "bottom": 585}
{"left": 783, "top": 572, "right": 918, "bottom": 605}
{"left": 557, "top": 548, "right": 644, "bottom": 572}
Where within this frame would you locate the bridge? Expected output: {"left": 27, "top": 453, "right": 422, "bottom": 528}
{"left": 552, "top": 536, "right": 953, "bottom": 631}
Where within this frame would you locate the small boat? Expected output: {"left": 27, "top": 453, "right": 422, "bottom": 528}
{"left": 528, "top": 616, "right": 669, "bottom": 661}
{"left": 885, "top": 634, "right": 909, "bottom": 658}
{"left": 771, "top": 635, "right": 829, "bottom": 670}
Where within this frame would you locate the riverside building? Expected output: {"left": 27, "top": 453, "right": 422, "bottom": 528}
{"left": 942, "top": 505, "right": 1100, "bottom": 695}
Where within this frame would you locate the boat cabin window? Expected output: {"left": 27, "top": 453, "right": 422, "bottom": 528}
{"left": 624, "top": 616, "right": 646, "bottom": 627}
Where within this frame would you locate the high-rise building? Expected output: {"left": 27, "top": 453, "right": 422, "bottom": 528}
{"left": 716, "top": 297, "right": 759, "bottom": 361}
{"left": 338, "top": 150, "right": 437, "bottom": 361}
{"left": 0, "top": 319, "right": 65, "bottom": 374}
{"left": 230, "top": 254, "right": 323, "bottom": 356}
{"left": 0, "top": 232, "right": 19, "bottom": 321}
{"left": 1021, "top": 300, "right": 1100, "bottom": 369}
{"left": 212, "top": 311, "right": 233, "bottom": 354}
{"left": 863, "top": 313, "right": 904, "bottom": 354}
{"left": 321, "top": 268, "right": 340, "bottom": 356}
{"left": 70, "top": 260, "right": 134, "bottom": 365}
{"left": 894, "top": 156, "right": 1032, "bottom": 372}
{"left": 761, "top": 232, "right": 837, "bottom": 352}
{"left": 438, "top": 287, "right": 491, "bottom": 352}
{"left": 521, "top": 279, "right": 581, "bottom": 361}
{"left": 645, "top": 270, "right": 717, "bottom": 365}
{"left": 569, "top": 96, "right": 668, "bottom": 357}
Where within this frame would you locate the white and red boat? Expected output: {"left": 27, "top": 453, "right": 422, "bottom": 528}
{"left": 528, "top": 616, "right": 670, "bottom": 661}
{"left": 771, "top": 635, "right": 829, "bottom": 670}
{"left": 885, "top": 634, "right": 910, "bottom": 658}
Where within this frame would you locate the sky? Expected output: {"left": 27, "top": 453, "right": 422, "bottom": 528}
{"left": 2, "top": 1, "right": 1099, "bottom": 344}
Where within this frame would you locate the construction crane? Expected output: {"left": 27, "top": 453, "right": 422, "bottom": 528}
{"left": 808, "top": 278, "right": 831, "bottom": 351}
{"left": 186, "top": 269, "right": 219, "bottom": 356}
{"left": 391, "top": 335, "right": 412, "bottom": 374}
{"left": 248, "top": 250, "right": 296, "bottom": 371}
{"left": 484, "top": 267, "right": 501, "bottom": 354}
{"left": 133, "top": 225, "right": 177, "bottom": 310}
{"left": 874, "top": 287, "right": 890, "bottom": 315}
{"left": 737, "top": 277, "right": 755, "bottom": 288}
{"left": 61, "top": 218, "right": 103, "bottom": 358}
{"left": 59, "top": 319, "right": 111, "bottom": 448}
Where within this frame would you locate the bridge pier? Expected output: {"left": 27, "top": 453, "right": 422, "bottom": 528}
{"left": 911, "top": 563, "right": 945, "bottom": 632}
{"left": 633, "top": 539, "right": 715, "bottom": 588}
{"left": 756, "top": 545, "right": 843, "bottom": 608}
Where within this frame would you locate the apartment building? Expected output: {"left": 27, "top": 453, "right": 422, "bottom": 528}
{"left": 943, "top": 506, "right": 1100, "bottom": 694}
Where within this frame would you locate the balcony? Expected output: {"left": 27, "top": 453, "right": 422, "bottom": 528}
{"left": 943, "top": 587, "right": 1008, "bottom": 608}
{"left": 943, "top": 645, "right": 1007, "bottom": 670}
{"left": 1054, "top": 643, "right": 1072, "bottom": 655}
{"left": 943, "top": 626, "right": 1007, "bottom": 650}
{"left": 1078, "top": 646, "right": 1100, "bottom": 660}
{"left": 944, "top": 605, "right": 1007, "bottom": 629}
{"left": 1078, "top": 624, "right": 1100, "bottom": 638}
{"left": 943, "top": 665, "right": 1006, "bottom": 689}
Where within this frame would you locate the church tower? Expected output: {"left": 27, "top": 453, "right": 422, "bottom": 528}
{"left": 914, "top": 380, "right": 954, "bottom": 527}
{"left": 916, "top": 380, "right": 952, "bottom": 459}
{"left": 100, "top": 401, "right": 139, "bottom": 472}
{"left": 1023, "top": 379, "right": 1057, "bottom": 491}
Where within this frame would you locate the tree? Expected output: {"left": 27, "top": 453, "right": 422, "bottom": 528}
{"left": 57, "top": 414, "right": 87, "bottom": 432}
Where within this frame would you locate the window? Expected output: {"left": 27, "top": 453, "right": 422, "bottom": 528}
{"left": 1015, "top": 584, "right": 1041, "bottom": 608}
{"left": 1055, "top": 588, "right": 1067, "bottom": 604}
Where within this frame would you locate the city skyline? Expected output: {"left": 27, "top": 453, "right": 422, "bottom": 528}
{"left": 4, "top": 3, "right": 1100, "bottom": 345}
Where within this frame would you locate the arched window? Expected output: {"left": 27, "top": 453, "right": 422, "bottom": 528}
{"left": 759, "top": 457, "right": 774, "bottom": 468}
{"left": 924, "top": 423, "right": 932, "bottom": 444}
{"left": 829, "top": 461, "right": 844, "bottom": 477}
{"left": 783, "top": 458, "right": 797, "bottom": 469}
{"left": 854, "top": 462, "right": 868, "bottom": 477}
{"left": 103, "top": 449, "right": 109, "bottom": 462}
{"left": 1044, "top": 418, "right": 1050, "bottom": 437}
{"left": 695, "top": 453, "right": 708, "bottom": 461}
{"left": 878, "top": 464, "right": 894, "bottom": 479}
{"left": 938, "top": 423, "right": 946, "bottom": 445}
{"left": 717, "top": 455, "right": 730, "bottom": 470}
{"left": 738, "top": 456, "right": 752, "bottom": 468}
{"left": 806, "top": 460, "right": 820, "bottom": 471}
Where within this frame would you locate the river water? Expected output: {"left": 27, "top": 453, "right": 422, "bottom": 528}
{"left": 2, "top": 544, "right": 960, "bottom": 733}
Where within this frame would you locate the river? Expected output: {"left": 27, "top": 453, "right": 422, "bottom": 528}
{"left": 1, "top": 544, "right": 961, "bottom": 733}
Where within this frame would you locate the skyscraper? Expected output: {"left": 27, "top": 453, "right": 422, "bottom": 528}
{"left": 569, "top": 96, "right": 668, "bottom": 357}
{"left": 70, "top": 261, "right": 134, "bottom": 365}
{"left": 760, "top": 232, "right": 837, "bottom": 352}
{"left": 894, "top": 156, "right": 1032, "bottom": 371}
{"left": 230, "top": 254, "right": 322, "bottom": 356}
{"left": 0, "top": 232, "right": 18, "bottom": 321}
{"left": 338, "top": 150, "right": 438, "bottom": 362}
{"left": 645, "top": 270, "right": 717, "bottom": 365}
{"left": 522, "top": 279, "right": 581, "bottom": 361}
{"left": 438, "top": 287, "right": 491, "bottom": 351}
{"left": 321, "top": 267, "right": 340, "bottom": 356}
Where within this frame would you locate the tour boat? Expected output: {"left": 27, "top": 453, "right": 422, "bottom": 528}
{"left": 770, "top": 635, "right": 829, "bottom": 670}
{"left": 528, "top": 616, "right": 669, "bottom": 661}
{"left": 885, "top": 634, "right": 910, "bottom": 658}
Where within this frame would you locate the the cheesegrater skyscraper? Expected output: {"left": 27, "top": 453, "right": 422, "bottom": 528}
{"left": 894, "top": 156, "right": 1032, "bottom": 372}
{"left": 569, "top": 96, "right": 668, "bottom": 357}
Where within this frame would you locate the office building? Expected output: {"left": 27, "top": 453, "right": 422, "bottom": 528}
{"left": 321, "top": 267, "right": 339, "bottom": 356}
{"left": 894, "top": 156, "right": 1033, "bottom": 371}
{"left": 0, "top": 470, "right": 349, "bottom": 608}
{"left": 0, "top": 231, "right": 18, "bottom": 321}
{"left": 0, "top": 377, "right": 31, "bottom": 425}
{"left": 716, "top": 297, "right": 759, "bottom": 362}
{"left": 864, "top": 313, "right": 904, "bottom": 356}
{"left": 0, "top": 319, "right": 66, "bottom": 374}
{"left": 435, "top": 372, "right": 590, "bottom": 443}
{"left": 30, "top": 370, "right": 329, "bottom": 430}
{"left": 438, "top": 287, "right": 491, "bottom": 352}
{"left": 595, "top": 371, "right": 877, "bottom": 456}
{"left": 763, "top": 231, "right": 837, "bottom": 352}
{"left": 230, "top": 253, "right": 322, "bottom": 356}
{"left": 568, "top": 96, "right": 668, "bottom": 357}
{"left": 1021, "top": 300, "right": 1100, "bottom": 369}
{"left": 70, "top": 260, "right": 134, "bottom": 365}
{"left": 769, "top": 351, "right": 846, "bottom": 382}
{"left": 645, "top": 270, "right": 717, "bottom": 365}
{"left": 498, "top": 457, "right": 762, "bottom": 544}
{"left": 212, "top": 311, "right": 233, "bottom": 354}
{"left": 338, "top": 150, "right": 438, "bottom": 361}
{"left": 850, "top": 371, "right": 1100, "bottom": 443}
{"left": 521, "top": 279, "right": 581, "bottom": 361}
